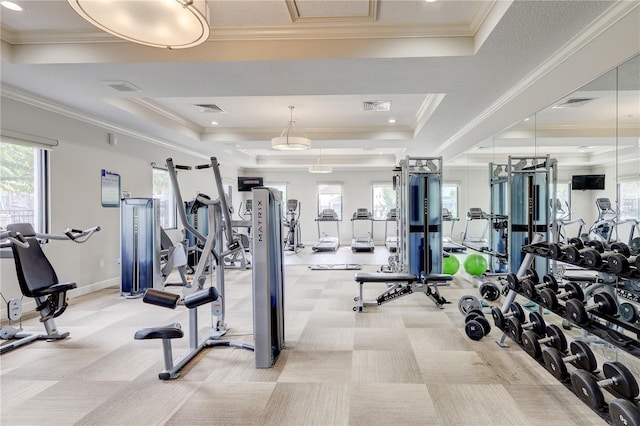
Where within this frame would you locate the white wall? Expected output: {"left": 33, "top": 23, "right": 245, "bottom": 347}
{"left": 0, "top": 97, "right": 239, "bottom": 317}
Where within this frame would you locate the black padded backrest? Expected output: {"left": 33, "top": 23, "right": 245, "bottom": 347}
{"left": 9, "top": 235, "right": 59, "bottom": 298}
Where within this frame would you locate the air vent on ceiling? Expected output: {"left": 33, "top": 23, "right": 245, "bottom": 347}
{"left": 363, "top": 100, "right": 391, "bottom": 111}
{"left": 102, "top": 80, "right": 142, "bottom": 93}
{"left": 552, "top": 97, "right": 596, "bottom": 109}
{"left": 194, "top": 104, "right": 227, "bottom": 113}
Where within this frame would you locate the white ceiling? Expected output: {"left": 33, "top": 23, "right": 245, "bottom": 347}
{"left": 1, "top": 0, "right": 638, "bottom": 171}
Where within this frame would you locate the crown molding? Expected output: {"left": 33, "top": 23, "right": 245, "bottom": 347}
{"left": 1, "top": 85, "right": 208, "bottom": 160}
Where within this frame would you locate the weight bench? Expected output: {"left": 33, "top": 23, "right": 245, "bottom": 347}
{"left": 353, "top": 272, "right": 452, "bottom": 312}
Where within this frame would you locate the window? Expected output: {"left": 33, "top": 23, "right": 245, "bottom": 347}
{"left": 619, "top": 180, "right": 640, "bottom": 220}
{"left": 152, "top": 168, "right": 176, "bottom": 229}
{"left": 372, "top": 183, "right": 395, "bottom": 220}
{"left": 317, "top": 183, "right": 342, "bottom": 220}
{"left": 0, "top": 142, "right": 48, "bottom": 233}
{"left": 442, "top": 184, "right": 459, "bottom": 218}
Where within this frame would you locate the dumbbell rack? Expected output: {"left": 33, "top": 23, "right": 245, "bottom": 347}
{"left": 513, "top": 241, "right": 640, "bottom": 423}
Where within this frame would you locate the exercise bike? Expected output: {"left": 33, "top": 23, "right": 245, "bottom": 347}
{"left": 284, "top": 199, "right": 304, "bottom": 252}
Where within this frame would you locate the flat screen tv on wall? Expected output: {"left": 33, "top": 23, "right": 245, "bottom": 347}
{"left": 238, "top": 177, "right": 263, "bottom": 192}
{"left": 571, "top": 174, "right": 605, "bottom": 190}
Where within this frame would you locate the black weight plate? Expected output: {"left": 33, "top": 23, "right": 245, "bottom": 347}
{"left": 491, "top": 307, "right": 505, "bottom": 330}
{"left": 630, "top": 237, "right": 640, "bottom": 255}
{"left": 637, "top": 255, "right": 640, "bottom": 270}
{"left": 542, "top": 347, "right": 568, "bottom": 380}
{"left": 528, "top": 311, "right": 546, "bottom": 336}
{"left": 603, "top": 361, "right": 640, "bottom": 400}
{"left": 583, "top": 248, "right": 603, "bottom": 268}
{"left": 571, "top": 341, "right": 597, "bottom": 372}
{"left": 588, "top": 240, "right": 605, "bottom": 252}
{"left": 549, "top": 243, "right": 563, "bottom": 260}
{"left": 619, "top": 302, "right": 638, "bottom": 323}
{"left": 539, "top": 288, "right": 558, "bottom": 310}
{"left": 609, "top": 398, "right": 640, "bottom": 426}
{"left": 521, "top": 330, "right": 542, "bottom": 358}
{"left": 521, "top": 279, "right": 536, "bottom": 300}
{"left": 568, "top": 237, "right": 584, "bottom": 249}
{"left": 542, "top": 274, "right": 559, "bottom": 292}
{"left": 545, "top": 324, "right": 567, "bottom": 353}
{"left": 571, "top": 369, "right": 605, "bottom": 409}
{"left": 506, "top": 317, "right": 522, "bottom": 342}
{"left": 465, "top": 320, "right": 485, "bottom": 341}
{"left": 525, "top": 268, "right": 539, "bottom": 284}
{"left": 479, "top": 282, "right": 500, "bottom": 302}
{"left": 608, "top": 253, "right": 631, "bottom": 275}
{"left": 565, "top": 282, "right": 584, "bottom": 302}
{"left": 566, "top": 299, "right": 587, "bottom": 324}
{"left": 565, "top": 246, "right": 580, "bottom": 263}
{"left": 506, "top": 273, "right": 519, "bottom": 290}
{"left": 611, "top": 242, "right": 631, "bottom": 258}
{"left": 475, "top": 315, "right": 491, "bottom": 335}
{"left": 510, "top": 302, "right": 525, "bottom": 322}
{"left": 458, "top": 295, "right": 482, "bottom": 315}
{"left": 464, "top": 312, "right": 482, "bottom": 323}
{"left": 594, "top": 292, "right": 617, "bottom": 316}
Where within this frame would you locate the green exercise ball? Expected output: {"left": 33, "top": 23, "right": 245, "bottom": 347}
{"left": 442, "top": 255, "right": 460, "bottom": 275}
{"left": 464, "top": 254, "right": 487, "bottom": 276}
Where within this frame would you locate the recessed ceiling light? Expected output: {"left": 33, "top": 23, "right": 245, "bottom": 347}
{"left": 523, "top": 118, "right": 530, "bottom": 122}
{"left": 1, "top": 1, "right": 23, "bottom": 11}
{"left": 211, "top": 121, "right": 219, "bottom": 125}
{"left": 388, "top": 119, "right": 396, "bottom": 124}
{"left": 424, "top": 0, "right": 437, "bottom": 3}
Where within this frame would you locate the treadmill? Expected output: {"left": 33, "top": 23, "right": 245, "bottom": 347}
{"left": 461, "top": 207, "right": 490, "bottom": 251}
{"left": 312, "top": 208, "right": 340, "bottom": 252}
{"left": 442, "top": 208, "right": 466, "bottom": 252}
{"left": 350, "top": 208, "right": 375, "bottom": 252}
{"left": 384, "top": 208, "right": 398, "bottom": 252}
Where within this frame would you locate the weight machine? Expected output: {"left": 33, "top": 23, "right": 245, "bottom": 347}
{"left": 284, "top": 199, "right": 304, "bottom": 252}
{"left": 355, "top": 157, "right": 451, "bottom": 311}
{"left": 135, "top": 158, "right": 284, "bottom": 379}
{"left": 384, "top": 208, "right": 398, "bottom": 252}
{"left": 1, "top": 223, "right": 100, "bottom": 354}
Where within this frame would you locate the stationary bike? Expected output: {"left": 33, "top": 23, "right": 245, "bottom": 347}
{"left": 284, "top": 199, "right": 304, "bottom": 252}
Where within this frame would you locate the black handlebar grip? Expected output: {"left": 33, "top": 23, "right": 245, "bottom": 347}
{"left": 195, "top": 164, "right": 211, "bottom": 169}
{"left": 174, "top": 165, "right": 192, "bottom": 170}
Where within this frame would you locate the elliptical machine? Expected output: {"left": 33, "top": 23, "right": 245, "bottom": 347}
{"left": 284, "top": 199, "right": 304, "bottom": 252}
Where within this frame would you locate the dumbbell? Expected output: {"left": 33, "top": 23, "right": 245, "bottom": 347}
{"left": 548, "top": 237, "right": 584, "bottom": 260}
{"left": 582, "top": 242, "right": 631, "bottom": 269}
{"left": 506, "top": 311, "right": 546, "bottom": 343}
{"left": 565, "top": 240, "right": 606, "bottom": 263}
{"left": 479, "top": 281, "right": 501, "bottom": 302}
{"left": 608, "top": 253, "right": 640, "bottom": 275}
{"left": 542, "top": 340, "right": 597, "bottom": 380}
{"left": 491, "top": 302, "right": 525, "bottom": 331}
{"left": 506, "top": 268, "right": 539, "bottom": 291}
{"left": 619, "top": 302, "right": 638, "bottom": 323}
{"left": 609, "top": 399, "right": 640, "bottom": 426}
{"left": 565, "top": 292, "right": 618, "bottom": 324}
{"left": 539, "top": 281, "right": 584, "bottom": 311}
{"left": 521, "top": 324, "right": 567, "bottom": 359}
{"left": 521, "top": 274, "right": 559, "bottom": 300}
{"left": 464, "top": 310, "right": 491, "bottom": 341}
{"left": 571, "top": 361, "right": 640, "bottom": 410}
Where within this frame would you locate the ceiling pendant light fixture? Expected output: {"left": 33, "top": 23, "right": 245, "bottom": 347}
{"left": 66, "top": 0, "right": 210, "bottom": 49}
{"left": 309, "top": 149, "right": 332, "bottom": 174}
{"left": 271, "top": 106, "right": 311, "bottom": 151}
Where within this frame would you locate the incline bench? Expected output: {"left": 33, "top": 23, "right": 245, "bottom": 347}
{"left": 353, "top": 272, "right": 452, "bottom": 312}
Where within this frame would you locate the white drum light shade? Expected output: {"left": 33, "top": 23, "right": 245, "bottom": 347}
{"left": 308, "top": 164, "right": 332, "bottom": 174}
{"left": 67, "top": 0, "right": 210, "bottom": 49}
{"left": 271, "top": 135, "right": 311, "bottom": 151}
{"left": 271, "top": 106, "right": 311, "bottom": 151}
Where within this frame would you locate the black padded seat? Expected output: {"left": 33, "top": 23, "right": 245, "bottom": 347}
{"left": 134, "top": 323, "right": 183, "bottom": 340}
{"left": 421, "top": 273, "right": 454, "bottom": 282}
{"left": 32, "top": 283, "right": 77, "bottom": 297}
{"left": 354, "top": 272, "right": 417, "bottom": 283}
